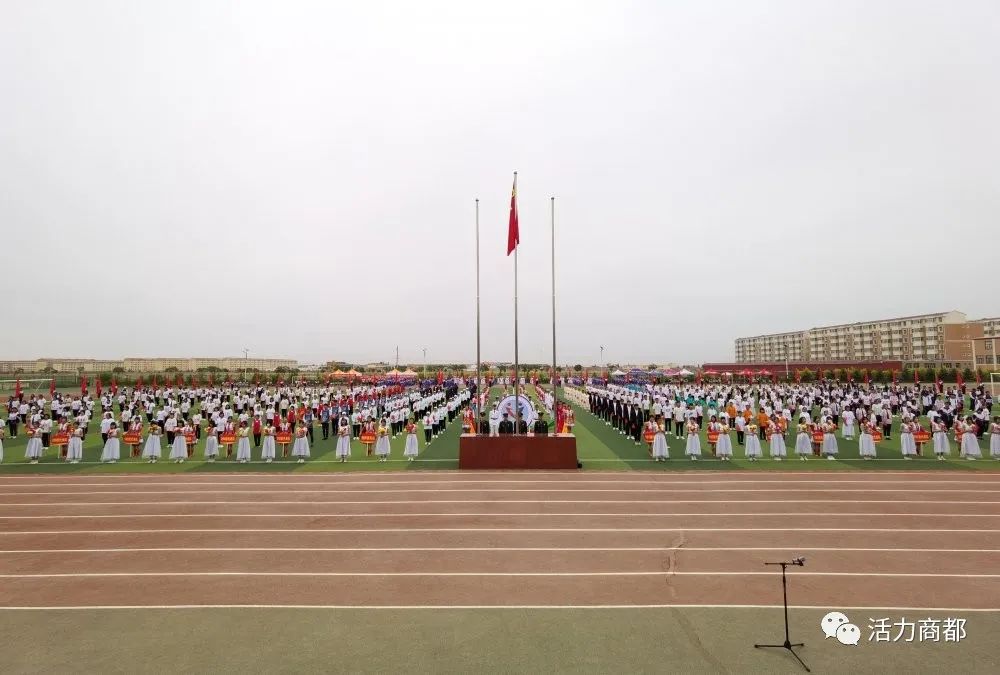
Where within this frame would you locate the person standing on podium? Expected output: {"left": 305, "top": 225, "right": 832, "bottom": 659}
{"left": 498, "top": 414, "right": 514, "bottom": 435}
{"left": 533, "top": 412, "right": 549, "bottom": 436}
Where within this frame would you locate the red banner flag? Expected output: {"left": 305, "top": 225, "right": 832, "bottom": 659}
{"left": 152, "top": 375, "right": 158, "bottom": 388}
{"left": 49, "top": 378, "right": 55, "bottom": 397}
{"left": 96, "top": 378, "right": 102, "bottom": 397}
{"left": 506, "top": 173, "right": 519, "bottom": 255}
{"left": 864, "top": 371, "right": 869, "bottom": 386}
{"left": 80, "top": 376, "right": 88, "bottom": 395}
{"left": 437, "top": 370, "right": 444, "bottom": 385}
{"left": 957, "top": 372, "right": 963, "bottom": 387}
{"left": 14, "top": 379, "right": 22, "bottom": 398}
{"left": 111, "top": 379, "right": 118, "bottom": 395}
{"left": 794, "top": 371, "right": 801, "bottom": 383}
{"left": 914, "top": 369, "right": 919, "bottom": 386}
{"left": 892, "top": 371, "right": 897, "bottom": 384}
{"left": 976, "top": 369, "right": 981, "bottom": 384}
{"left": 136, "top": 375, "right": 143, "bottom": 389}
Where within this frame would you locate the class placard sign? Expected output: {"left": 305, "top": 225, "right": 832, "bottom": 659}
{"left": 220, "top": 433, "right": 236, "bottom": 445}
{"left": 123, "top": 432, "right": 142, "bottom": 445}
{"left": 51, "top": 433, "right": 69, "bottom": 446}
{"left": 276, "top": 432, "right": 292, "bottom": 444}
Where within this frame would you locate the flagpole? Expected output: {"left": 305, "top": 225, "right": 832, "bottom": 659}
{"left": 551, "top": 196, "right": 557, "bottom": 414}
{"left": 512, "top": 171, "right": 521, "bottom": 436}
{"left": 475, "top": 198, "right": 482, "bottom": 416}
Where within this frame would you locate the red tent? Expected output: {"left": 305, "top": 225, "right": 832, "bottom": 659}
{"left": 703, "top": 369, "right": 719, "bottom": 376}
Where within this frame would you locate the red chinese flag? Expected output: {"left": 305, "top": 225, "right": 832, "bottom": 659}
{"left": 506, "top": 173, "right": 519, "bottom": 255}
{"left": 152, "top": 375, "right": 158, "bottom": 388}
{"left": 864, "top": 371, "right": 869, "bottom": 386}
{"left": 96, "top": 378, "right": 102, "bottom": 397}
{"left": 794, "top": 371, "right": 801, "bottom": 383}
{"left": 49, "top": 378, "right": 55, "bottom": 397}
{"left": 136, "top": 375, "right": 143, "bottom": 389}
{"left": 111, "top": 379, "right": 118, "bottom": 395}
{"left": 957, "top": 372, "right": 963, "bottom": 386}
{"left": 914, "top": 370, "right": 919, "bottom": 385}
{"left": 80, "top": 377, "right": 88, "bottom": 395}
{"left": 14, "top": 379, "right": 22, "bottom": 398}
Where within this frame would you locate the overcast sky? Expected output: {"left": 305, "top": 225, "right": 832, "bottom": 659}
{"left": 2, "top": 1, "right": 997, "bottom": 367}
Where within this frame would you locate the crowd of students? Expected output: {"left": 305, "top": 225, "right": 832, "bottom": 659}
{"left": 0, "top": 382, "right": 473, "bottom": 464}
{"left": 585, "top": 381, "right": 1000, "bottom": 461}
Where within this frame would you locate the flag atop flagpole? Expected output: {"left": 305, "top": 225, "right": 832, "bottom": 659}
{"left": 507, "top": 176, "right": 519, "bottom": 256}
{"left": 508, "top": 171, "right": 521, "bottom": 434}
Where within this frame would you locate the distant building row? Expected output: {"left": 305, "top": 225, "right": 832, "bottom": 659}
{"left": 0, "top": 357, "right": 298, "bottom": 374}
{"left": 734, "top": 311, "right": 999, "bottom": 368}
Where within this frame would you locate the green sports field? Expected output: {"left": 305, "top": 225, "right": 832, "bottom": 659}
{"left": 0, "top": 386, "right": 996, "bottom": 472}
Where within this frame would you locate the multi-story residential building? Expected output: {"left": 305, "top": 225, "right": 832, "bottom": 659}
{"left": 735, "top": 311, "right": 993, "bottom": 365}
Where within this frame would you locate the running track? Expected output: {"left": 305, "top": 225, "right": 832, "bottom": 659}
{"left": 1, "top": 471, "right": 999, "bottom": 610}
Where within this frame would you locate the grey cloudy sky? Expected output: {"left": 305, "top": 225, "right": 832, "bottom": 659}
{"left": 2, "top": 1, "right": 997, "bottom": 367}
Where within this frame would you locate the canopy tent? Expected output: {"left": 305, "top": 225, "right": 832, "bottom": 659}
{"left": 400, "top": 369, "right": 418, "bottom": 377}
{"left": 611, "top": 369, "right": 626, "bottom": 376}
{"left": 702, "top": 369, "right": 719, "bottom": 376}
{"left": 677, "top": 368, "right": 694, "bottom": 376}
{"left": 739, "top": 369, "right": 755, "bottom": 377}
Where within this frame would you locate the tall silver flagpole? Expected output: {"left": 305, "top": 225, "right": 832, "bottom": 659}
{"left": 551, "top": 196, "right": 557, "bottom": 415}
{"left": 475, "top": 198, "right": 482, "bottom": 419}
{"left": 513, "top": 172, "right": 521, "bottom": 435}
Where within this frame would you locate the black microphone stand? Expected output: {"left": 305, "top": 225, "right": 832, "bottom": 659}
{"left": 754, "top": 559, "right": 809, "bottom": 672}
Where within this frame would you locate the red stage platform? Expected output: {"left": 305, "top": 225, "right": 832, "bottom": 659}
{"left": 458, "top": 434, "right": 579, "bottom": 470}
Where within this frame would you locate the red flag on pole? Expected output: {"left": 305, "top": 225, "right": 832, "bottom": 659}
{"left": 794, "top": 371, "right": 801, "bottom": 384}
{"left": 96, "top": 378, "right": 102, "bottom": 397}
{"left": 892, "top": 371, "right": 897, "bottom": 384}
{"left": 957, "top": 371, "right": 963, "bottom": 387}
{"left": 49, "top": 378, "right": 55, "bottom": 397}
{"left": 136, "top": 375, "right": 143, "bottom": 390}
{"left": 152, "top": 375, "right": 158, "bottom": 388}
{"left": 914, "top": 369, "right": 919, "bottom": 386}
{"left": 15, "top": 379, "right": 22, "bottom": 398}
{"left": 976, "top": 369, "right": 981, "bottom": 384}
{"left": 80, "top": 377, "right": 88, "bottom": 395}
{"left": 507, "top": 174, "right": 519, "bottom": 255}
{"left": 864, "top": 370, "right": 869, "bottom": 386}
{"left": 111, "top": 378, "right": 118, "bottom": 395}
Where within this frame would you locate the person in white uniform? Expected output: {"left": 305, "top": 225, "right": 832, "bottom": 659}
{"left": 203, "top": 426, "right": 219, "bottom": 462}
{"left": 959, "top": 417, "right": 981, "bottom": 460}
{"left": 651, "top": 415, "right": 669, "bottom": 461}
{"left": 66, "top": 424, "right": 84, "bottom": 463}
{"left": 236, "top": 421, "right": 252, "bottom": 463}
{"left": 931, "top": 419, "right": 949, "bottom": 460}
{"left": 335, "top": 415, "right": 352, "bottom": 462}
{"left": 291, "top": 424, "right": 310, "bottom": 463}
{"left": 25, "top": 426, "right": 44, "bottom": 463}
{"left": 169, "top": 422, "right": 188, "bottom": 463}
{"left": 684, "top": 419, "right": 701, "bottom": 460}
{"left": 260, "top": 422, "right": 276, "bottom": 463}
{"left": 374, "top": 418, "right": 391, "bottom": 462}
{"left": 858, "top": 421, "right": 877, "bottom": 459}
{"left": 100, "top": 423, "right": 121, "bottom": 463}
{"left": 745, "top": 423, "right": 762, "bottom": 461}
{"left": 143, "top": 423, "right": 163, "bottom": 463}
{"left": 403, "top": 418, "right": 420, "bottom": 461}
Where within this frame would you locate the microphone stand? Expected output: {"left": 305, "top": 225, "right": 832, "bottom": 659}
{"left": 754, "top": 559, "right": 809, "bottom": 672}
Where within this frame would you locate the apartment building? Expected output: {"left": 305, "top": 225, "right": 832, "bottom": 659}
{"left": 735, "top": 311, "right": 991, "bottom": 365}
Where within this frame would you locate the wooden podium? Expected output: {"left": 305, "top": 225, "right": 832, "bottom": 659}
{"left": 458, "top": 434, "right": 578, "bottom": 470}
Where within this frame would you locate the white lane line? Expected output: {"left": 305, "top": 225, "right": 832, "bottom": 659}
{"left": 0, "top": 469, "right": 990, "bottom": 477}
{"left": 4, "top": 571, "right": 1000, "bottom": 578}
{"left": 4, "top": 488, "right": 1000, "bottom": 495}
{"left": 1, "top": 512, "right": 998, "bottom": 520}
{"left": 3, "top": 527, "right": 999, "bottom": 535}
{"left": 0, "top": 604, "right": 996, "bottom": 611}
{"left": 1, "top": 547, "right": 997, "bottom": 554}
{"left": 2, "top": 499, "right": 998, "bottom": 506}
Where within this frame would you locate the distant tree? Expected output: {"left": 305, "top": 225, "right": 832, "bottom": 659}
{"left": 832, "top": 369, "right": 843, "bottom": 381}
{"left": 919, "top": 367, "right": 935, "bottom": 382}
{"left": 901, "top": 367, "right": 913, "bottom": 382}
{"left": 850, "top": 368, "right": 864, "bottom": 382}
{"left": 112, "top": 366, "right": 125, "bottom": 373}
{"left": 800, "top": 369, "right": 815, "bottom": 383}
{"left": 874, "top": 369, "right": 890, "bottom": 384}
{"left": 42, "top": 366, "right": 56, "bottom": 374}
{"left": 164, "top": 366, "right": 179, "bottom": 373}
{"left": 961, "top": 367, "right": 974, "bottom": 382}
{"left": 573, "top": 364, "right": 582, "bottom": 372}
